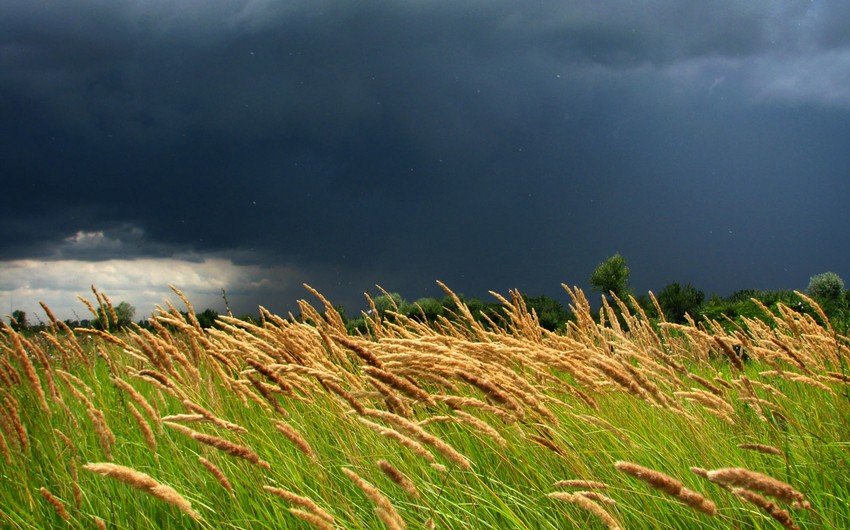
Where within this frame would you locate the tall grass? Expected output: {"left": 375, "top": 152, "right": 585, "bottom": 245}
{"left": 0, "top": 283, "right": 848, "bottom": 529}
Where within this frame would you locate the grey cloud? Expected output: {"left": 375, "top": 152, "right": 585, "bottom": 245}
{"left": 2, "top": 1, "right": 849, "bottom": 311}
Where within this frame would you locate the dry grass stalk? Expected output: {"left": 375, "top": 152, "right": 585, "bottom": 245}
{"left": 111, "top": 377, "right": 158, "bottom": 425}
{"left": 363, "top": 366, "right": 434, "bottom": 405}
{"left": 824, "top": 371, "right": 850, "bottom": 384}
{"left": 576, "top": 491, "right": 616, "bottom": 505}
{"left": 131, "top": 373, "right": 180, "bottom": 398}
{"left": 342, "top": 468, "right": 406, "bottom": 530}
{"left": 83, "top": 463, "right": 201, "bottom": 520}
{"left": 529, "top": 434, "right": 565, "bottom": 456}
{"left": 53, "top": 428, "right": 75, "bottom": 455}
{"left": 0, "top": 356, "right": 21, "bottom": 387}
{"left": 738, "top": 443, "right": 783, "bottom": 456}
{"left": 161, "top": 414, "right": 207, "bottom": 423}
{"left": 732, "top": 487, "right": 800, "bottom": 529}
{"left": 0, "top": 431, "right": 10, "bottom": 464}
{"left": 39, "top": 487, "right": 70, "bottom": 521}
{"left": 690, "top": 467, "right": 710, "bottom": 480}
{"left": 274, "top": 421, "right": 317, "bottom": 460}
{"left": 183, "top": 399, "right": 247, "bottom": 433}
{"left": 64, "top": 384, "right": 114, "bottom": 460}
{"left": 713, "top": 377, "right": 734, "bottom": 389}
{"left": 714, "top": 337, "right": 744, "bottom": 371}
{"left": 705, "top": 468, "right": 810, "bottom": 508}
{"left": 377, "top": 460, "right": 420, "bottom": 498}
{"left": 675, "top": 390, "right": 735, "bottom": 419}
{"left": 780, "top": 373, "right": 836, "bottom": 394}
{"left": 289, "top": 508, "right": 335, "bottom": 530}
{"left": 590, "top": 357, "right": 649, "bottom": 401}
{"left": 571, "top": 414, "right": 632, "bottom": 445}
{"left": 357, "top": 418, "right": 436, "bottom": 463}
{"left": 2, "top": 397, "right": 28, "bottom": 453}
{"left": 127, "top": 403, "right": 156, "bottom": 454}
{"left": 547, "top": 492, "right": 621, "bottom": 530}
{"left": 364, "top": 409, "right": 471, "bottom": 469}
{"left": 689, "top": 374, "right": 724, "bottom": 396}
{"left": 243, "top": 358, "right": 293, "bottom": 393}
{"left": 615, "top": 461, "right": 716, "bottom": 515}
{"left": 451, "top": 410, "right": 507, "bottom": 447}
{"left": 554, "top": 479, "right": 608, "bottom": 490}
{"left": 27, "top": 338, "right": 61, "bottom": 404}
{"left": 93, "top": 516, "right": 107, "bottom": 529}
{"left": 164, "top": 422, "right": 271, "bottom": 470}
{"left": 57, "top": 370, "right": 93, "bottom": 397}
{"left": 417, "top": 415, "right": 454, "bottom": 426}
{"left": 317, "top": 377, "right": 366, "bottom": 414}
{"left": 334, "top": 335, "right": 385, "bottom": 369}
{"left": 246, "top": 375, "right": 288, "bottom": 415}
{"left": 455, "top": 372, "right": 521, "bottom": 413}
{"left": 369, "top": 378, "right": 412, "bottom": 418}
{"left": 435, "top": 395, "right": 517, "bottom": 424}
{"left": 263, "top": 486, "right": 334, "bottom": 524}
{"left": 770, "top": 338, "right": 811, "bottom": 373}
{"left": 69, "top": 460, "right": 82, "bottom": 508}
{"left": 2, "top": 324, "right": 50, "bottom": 413}
{"left": 199, "top": 457, "right": 233, "bottom": 493}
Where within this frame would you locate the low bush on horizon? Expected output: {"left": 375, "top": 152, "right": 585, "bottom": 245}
{"left": 0, "top": 283, "right": 848, "bottom": 529}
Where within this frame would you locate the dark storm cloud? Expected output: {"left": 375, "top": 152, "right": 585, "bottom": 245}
{"left": 2, "top": 0, "right": 849, "bottom": 313}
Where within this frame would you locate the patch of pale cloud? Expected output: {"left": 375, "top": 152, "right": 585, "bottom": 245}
{"left": 659, "top": 49, "right": 850, "bottom": 108}
{"left": 0, "top": 257, "right": 303, "bottom": 322}
{"left": 751, "top": 48, "right": 850, "bottom": 108}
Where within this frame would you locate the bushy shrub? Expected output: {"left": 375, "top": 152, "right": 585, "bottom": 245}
{"left": 656, "top": 282, "right": 704, "bottom": 323}
{"left": 590, "top": 253, "right": 630, "bottom": 299}
{"left": 807, "top": 272, "right": 844, "bottom": 302}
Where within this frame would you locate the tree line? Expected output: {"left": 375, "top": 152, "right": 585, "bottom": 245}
{"left": 7, "top": 254, "right": 849, "bottom": 334}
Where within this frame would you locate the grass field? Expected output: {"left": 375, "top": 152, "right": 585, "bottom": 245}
{"left": 1, "top": 283, "right": 848, "bottom": 529}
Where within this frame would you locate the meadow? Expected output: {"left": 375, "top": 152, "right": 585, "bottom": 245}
{"left": 0, "top": 283, "right": 848, "bottom": 529}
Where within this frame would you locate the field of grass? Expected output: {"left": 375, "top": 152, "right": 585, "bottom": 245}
{"left": 1, "top": 283, "right": 848, "bottom": 529}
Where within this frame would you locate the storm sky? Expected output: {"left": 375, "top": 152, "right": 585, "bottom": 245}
{"left": 2, "top": 1, "right": 849, "bottom": 320}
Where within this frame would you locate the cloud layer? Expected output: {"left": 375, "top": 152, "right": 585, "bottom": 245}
{"left": 2, "top": 1, "right": 849, "bottom": 316}
{"left": 0, "top": 256, "right": 303, "bottom": 320}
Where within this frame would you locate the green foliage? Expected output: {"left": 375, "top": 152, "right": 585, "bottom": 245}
{"left": 114, "top": 301, "right": 136, "bottom": 328}
{"left": 808, "top": 271, "right": 844, "bottom": 301}
{"left": 407, "top": 297, "right": 445, "bottom": 322}
{"left": 807, "top": 272, "right": 847, "bottom": 318}
{"left": 656, "top": 282, "right": 705, "bottom": 323}
{"left": 590, "top": 253, "right": 630, "bottom": 299}
{"left": 698, "top": 290, "right": 805, "bottom": 325}
{"left": 372, "top": 292, "right": 406, "bottom": 316}
{"left": 196, "top": 308, "right": 219, "bottom": 329}
{"left": 10, "top": 310, "right": 28, "bottom": 331}
{"left": 522, "top": 295, "right": 569, "bottom": 331}
{"left": 92, "top": 301, "right": 136, "bottom": 331}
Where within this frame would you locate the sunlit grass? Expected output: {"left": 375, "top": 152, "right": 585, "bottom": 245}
{"left": 1, "top": 285, "right": 848, "bottom": 529}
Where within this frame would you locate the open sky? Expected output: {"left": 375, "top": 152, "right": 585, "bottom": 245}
{"left": 2, "top": 1, "right": 849, "bottom": 320}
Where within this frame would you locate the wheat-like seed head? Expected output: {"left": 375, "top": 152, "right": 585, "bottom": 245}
{"left": 39, "top": 487, "right": 70, "bottom": 521}
{"left": 547, "top": 492, "right": 621, "bottom": 530}
{"left": 377, "top": 460, "right": 420, "bottom": 498}
{"left": 706, "top": 468, "right": 809, "bottom": 508}
{"left": 83, "top": 463, "right": 201, "bottom": 520}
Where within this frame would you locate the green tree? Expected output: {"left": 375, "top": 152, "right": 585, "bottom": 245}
{"left": 808, "top": 272, "right": 844, "bottom": 302}
{"left": 590, "top": 253, "right": 631, "bottom": 299}
{"left": 114, "top": 302, "right": 136, "bottom": 329}
{"left": 372, "top": 292, "right": 406, "bottom": 316}
{"left": 196, "top": 308, "right": 219, "bottom": 329}
{"left": 10, "top": 310, "right": 28, "bottom": 332}
{"left": 656, "top": 282, "right": 704, "bottom": 323}
{"left": 523, "top": 295, "right": 569, "bottom": 331}
{"left": 407, "top": 297, "right": 445, "bottom": 321}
